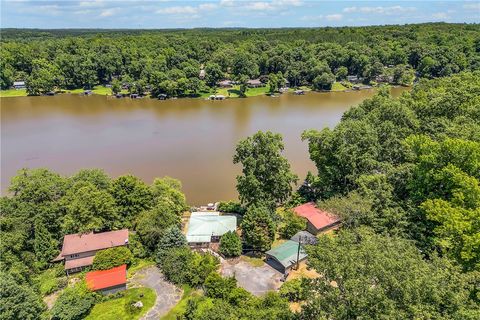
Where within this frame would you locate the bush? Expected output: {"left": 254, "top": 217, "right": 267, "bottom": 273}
{"left": 159, "top": 247, "right": 219, "bottom": 287}
{"left": 204, "top": 272, "right": 237, "bottom": 299}
{"left": 155, "top": 226, "right": 187, "bottom": 262}
{"left": 219, "top": 231, "right": 242, "bottom": 258}
{"left": 218, "top": 201, "right": 246, "bottom": 215}
{"left": 92, "top": 246, "right": 134, "bottom": 270}
{"left": 279, "top": 278, "right": 308, "bottom": 302}
{"left": 51, "top": 282, "right": 96, "bottom": 320}
{"left": 279, "top": 209, "right": 307, "bottom": 239}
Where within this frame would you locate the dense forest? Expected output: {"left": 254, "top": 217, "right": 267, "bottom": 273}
{"left": 1, "top": 23, "right": 479, "bottom": 96}
{"left": 1, "top": 69, "right": 479, "bottom": 318}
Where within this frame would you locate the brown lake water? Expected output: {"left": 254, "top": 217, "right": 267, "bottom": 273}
{"left": 1, "top": 88, "right": 408, "bottom": 205}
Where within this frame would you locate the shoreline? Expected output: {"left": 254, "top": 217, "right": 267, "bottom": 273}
{"left": 0, "top": 83, "right": 409, "bottom": 99}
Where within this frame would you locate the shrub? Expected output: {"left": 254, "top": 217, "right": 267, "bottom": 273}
{"left": 159, "top": 247, "right": 219, "bottom": 287}
{"left": 219, "top": 231, "right": 242, "bottom": 257}
{"left": 279, "top": 278, "right": 308, "bottom": 302}
{"left": 279, "top": 209, "right": 307, "bottom": 239}
{"left": 218, "top": 201, "right": 246, "bottom": 215}
{"left": 92, "top": 246, "right": 134, "bottom": 270}
{"left": 204, "top": 272, "right": 237, "bottom": 300}
{"left": 51, "top": 282, "right": 96, "bottom": 320}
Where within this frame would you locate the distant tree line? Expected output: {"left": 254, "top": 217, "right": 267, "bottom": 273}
{"left": 1, "top": 23, "right": 479, "bottom": 95}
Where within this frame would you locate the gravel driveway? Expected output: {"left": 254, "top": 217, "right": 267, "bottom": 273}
{"left": 129, "top": 266, "right": 183, "bottom": 320}
{"left": 220, "top": 259, "right": 283, "bottom": 296}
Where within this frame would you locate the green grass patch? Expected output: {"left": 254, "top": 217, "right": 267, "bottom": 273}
{"left": 198, "top": 84, "right": 270, "bottom": 99}
{"left": 240, "top": 255, "right": 265, "bottom": 267}
{"left": 33, "top": 266, "right": 67, "bottom": 296}
{"left": 85, "top": 287, "right": 155, "bottom": 320}
{"left": 161, "top": 286, "right": 201, "bottom": 320}
{"left": 331, "top": 82, "right": 347, "bottom": 92}
{"left": 92, "top": 85, "right": 113, "bottom": 95}
{"left": 0, "top": 88, "right": 28, "bottom": 97}
{"left": 127, "top": 259, "right": 156, "bottom": 278}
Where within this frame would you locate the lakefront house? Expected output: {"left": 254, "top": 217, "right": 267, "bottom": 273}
{"left": 53, "top": 229, "right": 129, "bottom": 275}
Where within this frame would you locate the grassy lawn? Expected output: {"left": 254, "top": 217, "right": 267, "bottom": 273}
{"left": 0, "top": 88, "right": 28, "bottom": 97}
{"left": 33, "top": 267, "right": 66, "bottom": 296}
{"left": 331, "top": 82, "right": 347, "bottom": 92}
{"left": 199, "top": 84, "right": 270, "bottom": 99}
{"left": 85, "top": 287, "right": 155, "bottom": 320}
{"left": 127, "top": 259, "right": 156, "bottom": 278}
{"left": 161, "top": 286, "right": 201, "bottom": 320}
{"left": 240, "top": 255, "right": 265, "bottom": 267}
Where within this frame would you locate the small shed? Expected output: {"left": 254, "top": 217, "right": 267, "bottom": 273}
{"left": 265, "top": 240, "right": 307, "bottom": 274}
{"left": 291, "top": 230, "right": 318, "bottom": 245}
{"left": 86, "top": 265, "right": 127, "bottom": 295}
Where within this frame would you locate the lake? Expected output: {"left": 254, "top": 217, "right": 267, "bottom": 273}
{"left": 1, "top": 88, "right": 408, "bottom": 205}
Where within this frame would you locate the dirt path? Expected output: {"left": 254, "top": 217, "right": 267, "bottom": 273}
{"left": 129, "top": 266, "right": 183, "bottom": 320}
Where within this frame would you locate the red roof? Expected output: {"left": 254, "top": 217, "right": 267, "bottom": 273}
{"left": 293, "top": 202, "right": 340, "bottom": 230}
{"left": 86, "top": 265, "right": 127, "bottom": 291}
{"left": 59, "top": 229, "right": 129, "bottom": 256}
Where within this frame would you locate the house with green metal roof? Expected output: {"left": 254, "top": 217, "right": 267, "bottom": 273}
{"left": 186, "top": 212, "right": 237, "bottom": 247}
{"left": 265, "top": 240, "right": 307, "bottom": 274}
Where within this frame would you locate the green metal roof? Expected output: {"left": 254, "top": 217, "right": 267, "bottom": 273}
{"left": 186, "top": 214, "right": 237, "bottom": 243}
{"left": 265, "top": 240, "right": 307, "bottom": 269}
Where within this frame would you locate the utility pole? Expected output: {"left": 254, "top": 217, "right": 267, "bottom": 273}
{"left": 295, "top": 235, "right": 303, "bottom": 270}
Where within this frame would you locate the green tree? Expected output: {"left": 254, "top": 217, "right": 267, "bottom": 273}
{"left": 26, "top": 58, "right": 62, "bottom": 95}
{"left": 135, "top": 200, "right": 182, "bottom": 251}
{"left": 33, "top": 219, "right": 58, "bottom": 268}
{"left": 234, "top": 131, "right": 298, "bottom": 208}
{"left": 61, "top": 182, "right": 119, "bottom": 234}
{"left": 51, "top": 283, "right": 95, "bottom": 320}
{"left": 278, "top": 209, "right": 306, "bottom": 239}
{"left": 241, "top": 205, "right": 275, "bottom": 251}
{"left": 109, "top": 175, "right": 153, "bottom": 227}
{"left": 205, "top": 62, "right": 224, "bottom": 87}
{"left": 219, "top": 231, "right": 242, "bottom": 257}
{"left": 303, "top": 228, "right": 479, "bottom": 320}
{"left": 0, "top": 275, "right": 45, "bottom": 320}
{"left": 155, "top": 225, "right": 187, "bottom": 260}
{"left": 335, "top": 66, "right": 348, "bottom": 81}
{"left": 313, "top": 72, "right": 335, "bottom": 90}
{"left": 92, "top": 246, "right": 133, "bottom": 270}
{"left": 69, "top": 168, "right": 111, "bottom": 190}
{"left": 111, "top": 78, "right": 121, "bottom": 94}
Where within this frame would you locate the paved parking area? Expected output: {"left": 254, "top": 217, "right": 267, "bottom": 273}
{"left": 220, "top": 258, "right": 283, "bottom": 296}
{"left": 129, "top": 266, "right": 183, "bottom": 320}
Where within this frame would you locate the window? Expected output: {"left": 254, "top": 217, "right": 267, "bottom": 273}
{"left": 70, "top": 254, "right": 79, "bottom": 258}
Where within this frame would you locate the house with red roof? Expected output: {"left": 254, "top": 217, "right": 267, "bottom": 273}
{"left": 53, "top": 229, "right": 129, "bottom": 275}
{"left": 293, "top": 202, "right": 341, "bottom": 235}
{"left": 86, "top": 264, "right": 127, "bottom": 295}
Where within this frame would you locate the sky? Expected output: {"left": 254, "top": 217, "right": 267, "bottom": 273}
{"left": 1, "top": 0, "right": 479, "bottom": 29}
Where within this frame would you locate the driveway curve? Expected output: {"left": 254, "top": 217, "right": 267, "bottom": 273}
{"left": 129, "top": 266, "right": 183, "bottom": 320}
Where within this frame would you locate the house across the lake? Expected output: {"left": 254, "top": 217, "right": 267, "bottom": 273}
{"left": 247, "top": 79, "right": 264, "bottom": 88}
{"left": 13, "top": 81, "right": 26, "bottom": 89}
{"left": 217, "top": 80, "right": 233, "bottom": 88}
{"left": 53, "top": 229, "right": 129, "bottom": 275}
{"left": 293, "top": 202, "right": 341, "bottom": 235}
{"left": 186, "top": 212, "right": 236, "bottom": 248}
{"left": 86, "top": 264, "right": 127, "bottom": 295}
